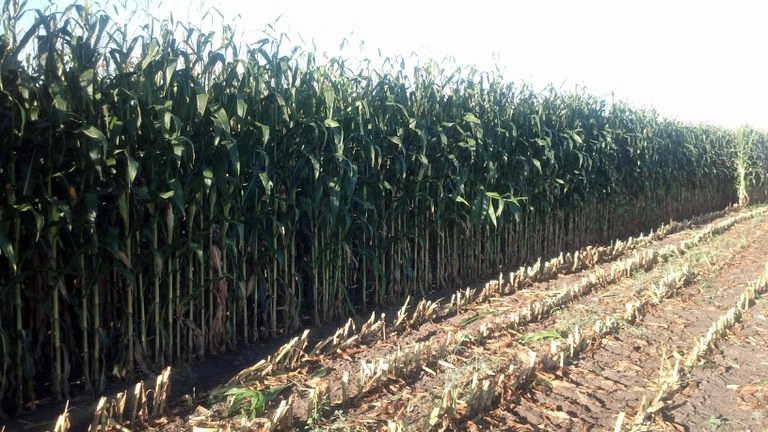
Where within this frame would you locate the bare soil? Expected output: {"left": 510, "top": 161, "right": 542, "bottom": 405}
{"left": 665, "top": 292, "right": 768, "bottom": 431}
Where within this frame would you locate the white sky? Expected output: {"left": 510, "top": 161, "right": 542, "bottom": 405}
{"left": 23, "top": 0, "right": 768, "bottom": 129}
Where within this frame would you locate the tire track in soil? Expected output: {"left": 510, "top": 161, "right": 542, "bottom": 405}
{"left": 325, "top": 211, "right": 764, "bottom": 431}
{"left": 473, "top": 211, "right": 768, "bottom": 432}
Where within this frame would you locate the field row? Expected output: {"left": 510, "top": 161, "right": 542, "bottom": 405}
{"left": 177, "top": 206, "right": 764, "bottom": 431}
{"left": 44, "top": 205, "right": 767, "bottom": 431}
{"left": 345, "top": 208, "right": 768, "bottom": 431}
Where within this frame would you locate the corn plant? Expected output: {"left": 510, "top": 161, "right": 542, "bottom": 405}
{"left": 0, "top": 0, "right": 764, "bottom": 415}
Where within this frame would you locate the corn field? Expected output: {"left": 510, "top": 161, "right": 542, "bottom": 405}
{"left": 0, "top": 0, "right": 766, "bottom": 417}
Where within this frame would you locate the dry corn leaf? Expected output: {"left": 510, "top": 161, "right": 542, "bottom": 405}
{"left": 614, "top": 360, "right": 645, "bottom": 373}
{"left": 737, "top": 381, "right": 768, "bottom": 409}
{"left": 437, "top": 360, "right": 456, "bottom": 369}
{"left": 422, "top": 365, "right": 437, "bottom": 376}
{"left": 546, "top": 410, "right": 571, "bottom": 420}
{"left": 336, "top": 349, "right": 354, "bottom": 361}
{"left": 146, "top": 417, "right": 169, "bottom": 427}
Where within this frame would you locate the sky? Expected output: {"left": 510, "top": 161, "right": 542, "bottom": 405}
{"left": 21, "top": 0, "right": 768, "bottom": 130}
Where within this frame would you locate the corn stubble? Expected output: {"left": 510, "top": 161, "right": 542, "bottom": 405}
{"left": 621, "top": 261, "right": 768, "bottom": 431}
{"left": 210, "top": 209, "right": 750, "bottom": 430}
{"left": 1, "top": 0, "right": 768, "bottom": 422}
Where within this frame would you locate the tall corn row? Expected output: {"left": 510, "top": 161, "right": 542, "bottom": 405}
{"left": 735, "top": 126, "right": 768, "bottom": 206}
{"left": 0, "top": 0, "right": 760, "bottom": 415}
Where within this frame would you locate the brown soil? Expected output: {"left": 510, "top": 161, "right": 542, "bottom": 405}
{"left": 665, "top": 293, "right": 768, "bottom": 431}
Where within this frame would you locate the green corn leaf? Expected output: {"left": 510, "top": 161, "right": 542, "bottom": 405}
{"left": 196, "top": 91, "right": 209, "bottom": 119}
{"left": 21, "top": 149, "right": 40, "bottom": 196}
{"left": 531, "top": 158, "right": 543, "bottom": 174}
{"left": 258, "top": 171, "right": 272, "bottom": 192}
{"left": 212, "top": 106, "right": 230, "bottom": 136}
{"left": 521, "top": 331, "right": 562, "bottom": 344}
{"left": 463, "top": 113, "right": 481, "bottom": 124}
{"left": 84, "top": 193, "right": 98, "bottom": 228}
{"left": 81, "top": 125, "right": 106, "bottom": 158}
{"left": 227, "top": 140, "right": 240, "bottom": 176}
{"left": 0, "top": 229, "right": 17, "bottom": 273}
